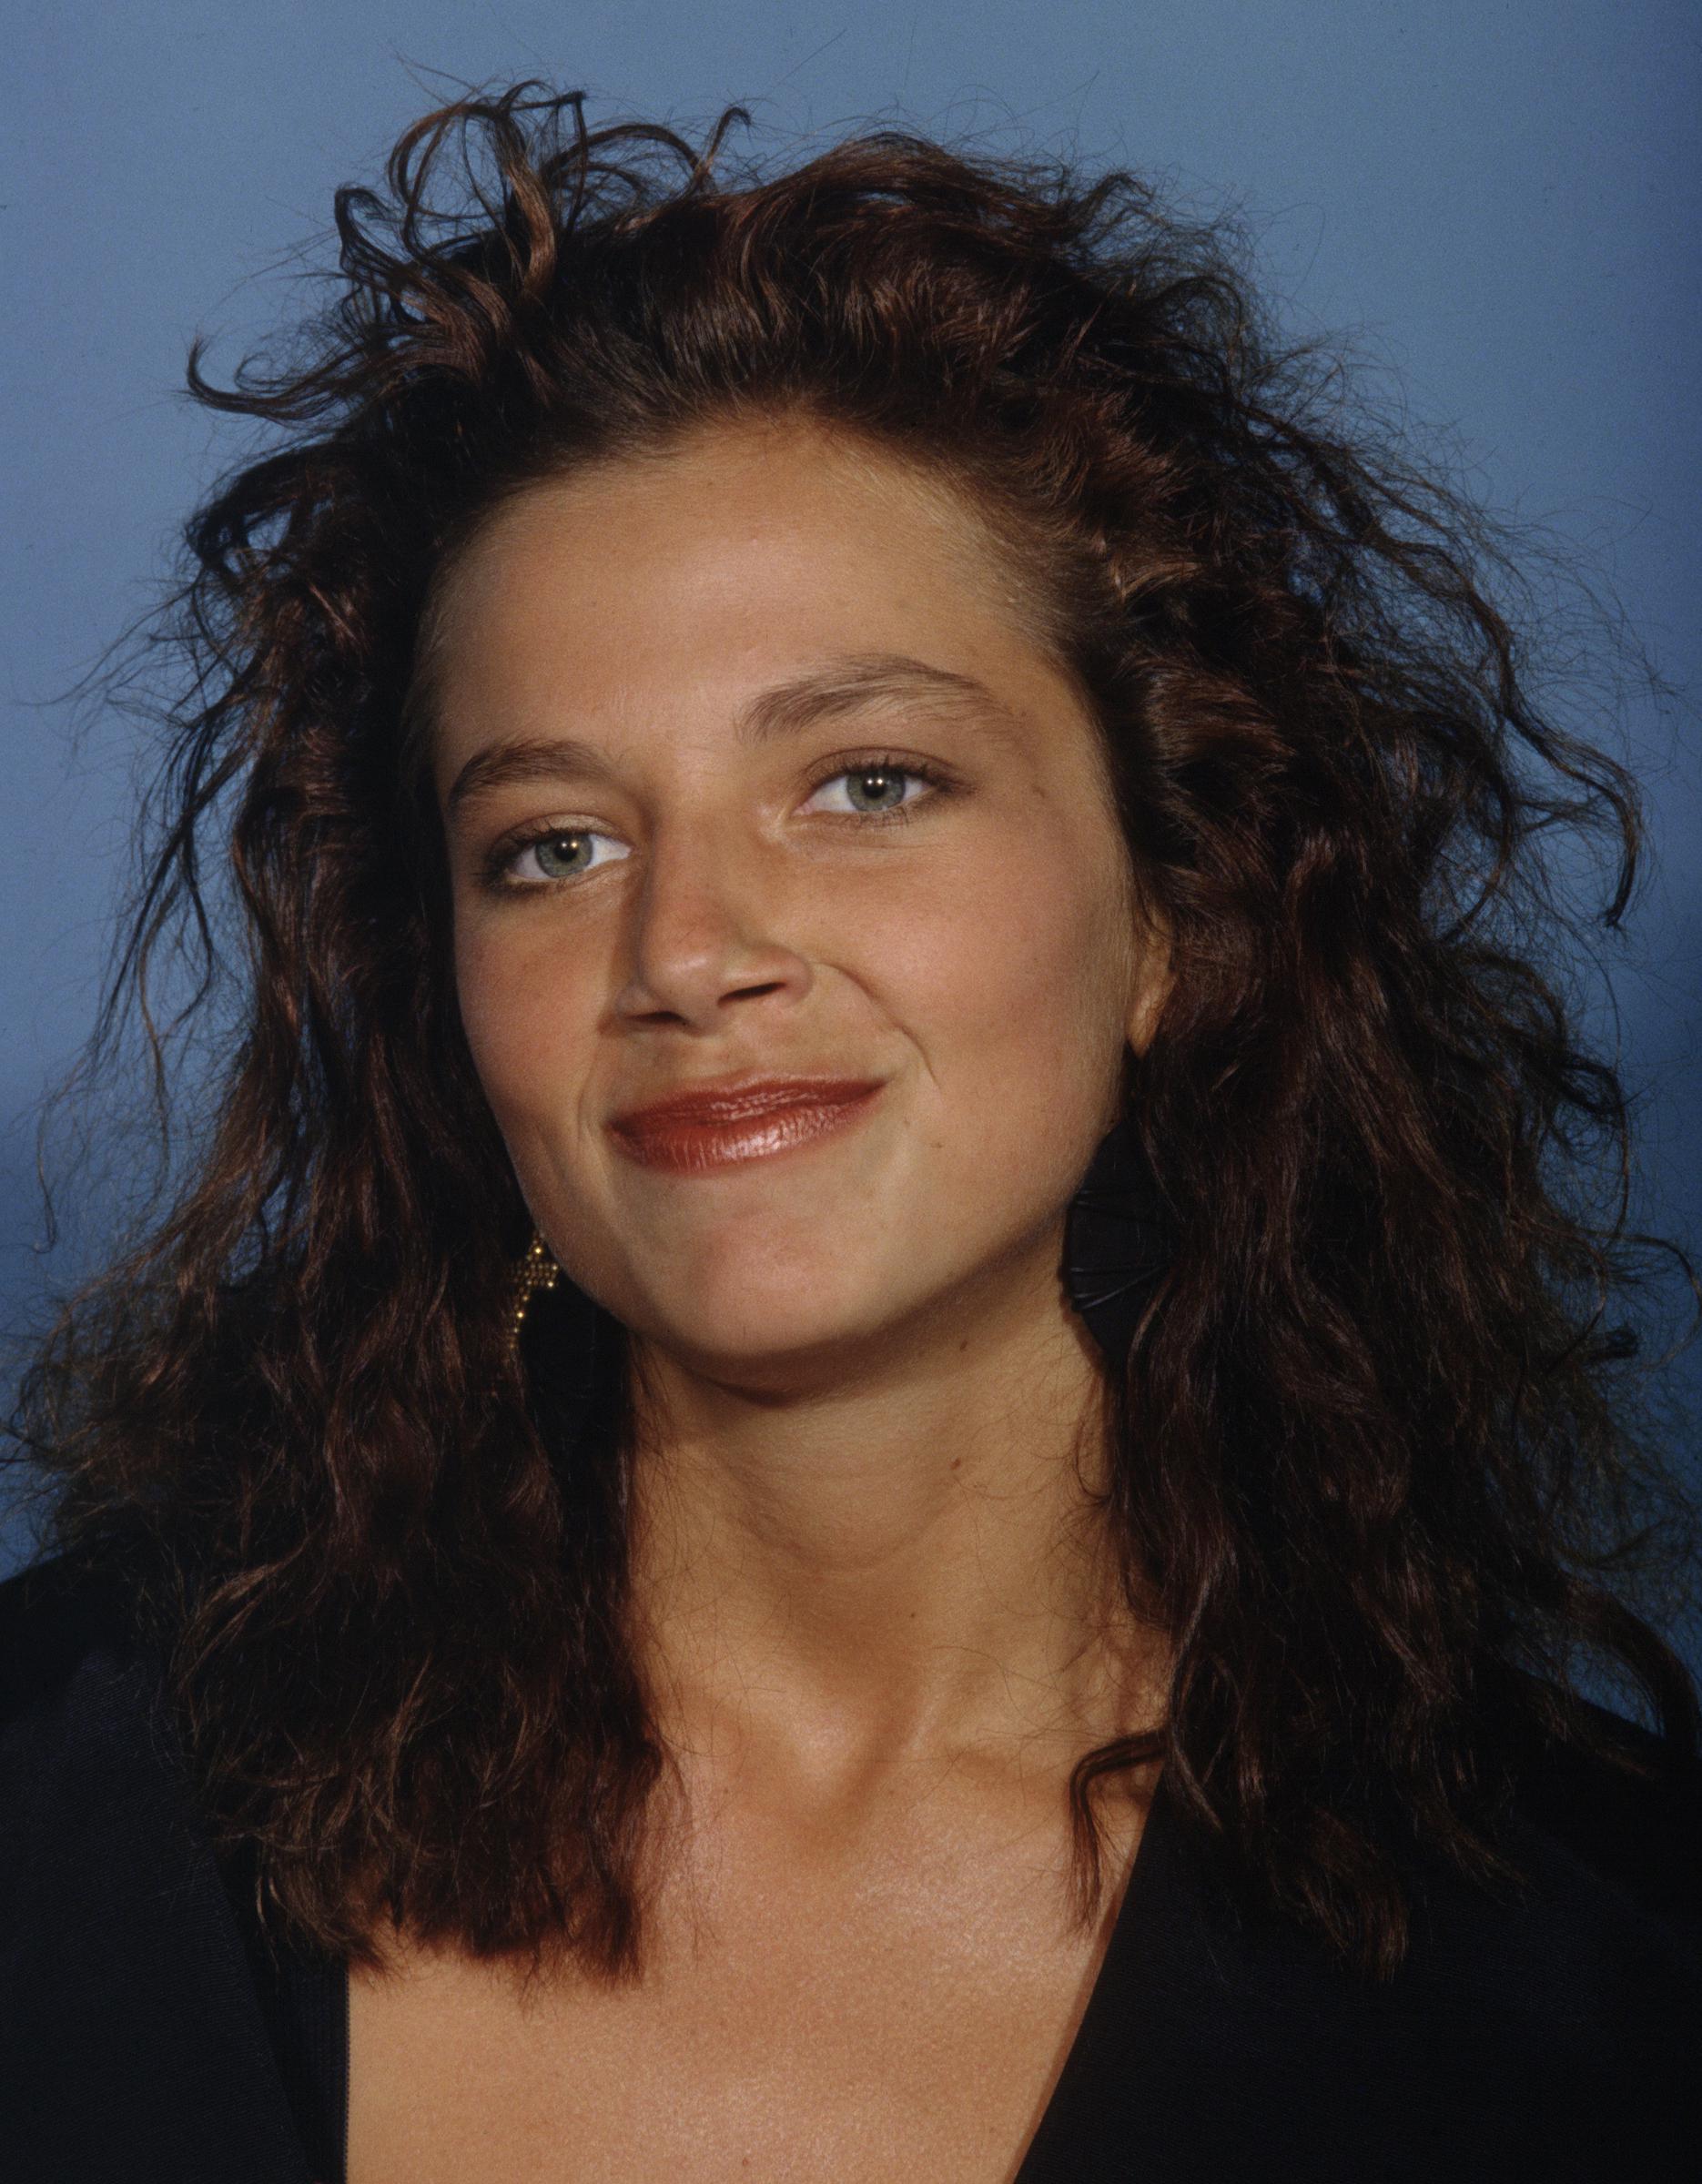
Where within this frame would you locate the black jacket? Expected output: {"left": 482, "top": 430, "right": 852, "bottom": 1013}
{"left": 3, "top": 1550, "right": 1699, "bottom": 2182}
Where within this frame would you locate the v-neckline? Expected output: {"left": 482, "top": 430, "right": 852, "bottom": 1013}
{"left": 318, "top": 1766, "right": 1179, "bottom": 2184}
{"left": 1009, "top": 1762, "right": 1175, "bottom": 2180}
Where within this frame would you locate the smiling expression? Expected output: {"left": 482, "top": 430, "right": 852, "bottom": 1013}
{"left": 429, "top": 413, "right": 1166, "bottom": 1388}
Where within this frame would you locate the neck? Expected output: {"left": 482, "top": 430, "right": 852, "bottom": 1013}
{"left": 622, "top": 1241, "right": 1165, "bottom": 1798}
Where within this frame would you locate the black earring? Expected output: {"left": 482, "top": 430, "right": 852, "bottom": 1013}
{"left": 1062, "top": 1110, "right": 1175, "bottom": 1376}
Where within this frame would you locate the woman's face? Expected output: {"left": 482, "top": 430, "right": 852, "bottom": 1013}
{"left": 431, "top": 414, "right": 1167, "bottom": 1388}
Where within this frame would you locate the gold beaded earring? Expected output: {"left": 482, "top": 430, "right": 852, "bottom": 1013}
{"left": 507, "top": 1230, "right": 562, "bottom": 1358}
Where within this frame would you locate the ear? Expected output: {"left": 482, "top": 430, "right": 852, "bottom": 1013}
{"left": 1124, "top": 905, "right": 1173, "bottom": 1057}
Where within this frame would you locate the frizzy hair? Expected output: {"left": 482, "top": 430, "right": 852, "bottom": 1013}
{"left": 10, "top": 80, "right": 1697, "bottom": 1983}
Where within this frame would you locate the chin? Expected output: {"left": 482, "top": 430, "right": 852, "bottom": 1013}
{"left": 632, "top": 1272, "right": 926, "bottom": 1388}
{"left": 662, "top": 1293, "right": 883, "bottom": 1366}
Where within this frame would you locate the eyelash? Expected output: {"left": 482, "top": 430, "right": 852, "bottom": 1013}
{"left": 482, "top": 753, "right": 956, "bottom": 892}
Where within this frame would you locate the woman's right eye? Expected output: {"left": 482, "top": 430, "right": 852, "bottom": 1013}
{"left": 500, "top": 829, "right": 632, "bottom": 886}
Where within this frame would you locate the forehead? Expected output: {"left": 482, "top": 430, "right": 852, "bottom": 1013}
{"left": 420, "top": 416, "right": 1086, "bottom": 769}
{"left": 432, "top": 415, "right": 1031, "bottom": 655}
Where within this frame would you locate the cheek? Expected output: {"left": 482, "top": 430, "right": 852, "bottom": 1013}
{"left": 856, "top": 825, "right": 1130, "bottom": 1268}
{"left": 914, "top": 821, "right": 1127, "bottom": 1087}
{"left": 452, "top": 916, "right": 595, "bottom": 1148}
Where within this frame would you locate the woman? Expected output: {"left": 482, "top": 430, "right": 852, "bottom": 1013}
{"left": 2, "top": 81, "right": 1697, "bottom": 2184}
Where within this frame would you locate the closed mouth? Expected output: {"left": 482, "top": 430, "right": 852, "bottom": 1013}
{"left": 608, "top": 1076, "right": 884, "bottom": 1132}
{"left": 606, "top": 1077, "right": 886, "bottom": 1173}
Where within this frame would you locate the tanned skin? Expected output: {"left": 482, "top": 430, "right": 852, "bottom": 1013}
{"left": 349, "top": 414, "right": 1172, "bottom": 2184}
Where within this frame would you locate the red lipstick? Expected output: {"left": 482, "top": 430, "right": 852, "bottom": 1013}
{"left": 608, "top": 1076, "right": 885, "bottom": 1177}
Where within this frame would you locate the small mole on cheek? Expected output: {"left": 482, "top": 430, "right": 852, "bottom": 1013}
{"left": 950, "top": 1457, "right": 962, "bottom": 1471}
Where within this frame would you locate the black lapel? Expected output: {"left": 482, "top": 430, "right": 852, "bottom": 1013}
{"left": 0, "top": 1559, "right": 316, "bottom": 2184}
{"left": 1015, "top": 1753, "right": 1699, "bottom": 2183}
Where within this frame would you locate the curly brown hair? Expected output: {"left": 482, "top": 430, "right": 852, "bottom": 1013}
{"left": 8, "top": 81, "right": 1697, "bottom": 1985}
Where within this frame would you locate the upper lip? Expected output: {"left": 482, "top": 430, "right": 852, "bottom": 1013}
{"left": 609, "top": 1073, "right": 884, "bottom": 1131}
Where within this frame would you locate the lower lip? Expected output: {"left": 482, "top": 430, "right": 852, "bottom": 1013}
{"left": 610, "top": 1087, "right": 883, "bottom": 1176}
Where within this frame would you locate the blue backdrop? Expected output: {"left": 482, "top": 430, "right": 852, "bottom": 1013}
{"left": 5, "top": 5, "right": 1698, "bottom": 1663}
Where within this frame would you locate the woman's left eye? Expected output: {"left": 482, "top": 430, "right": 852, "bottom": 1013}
{"left": 804, "top": 761, "right": 945, "bottom": 820}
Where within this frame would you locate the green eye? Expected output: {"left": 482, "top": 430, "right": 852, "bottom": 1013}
{"left": 503, "top": 829, "right": 629, "bottom": 885}
{"left": 808, "top": 759, "right": 947, "bottom": 819}
{"left": 532, "top": 833, "right": 592, "bottom": 878}
{"left": 842, "top": 768, "right": 908, "bottom": 814}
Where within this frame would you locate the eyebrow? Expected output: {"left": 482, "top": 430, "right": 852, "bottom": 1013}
{"left": 442, "top": 652, "right": 1025, "bottom": 815}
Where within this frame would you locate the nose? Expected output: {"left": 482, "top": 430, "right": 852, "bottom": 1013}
{"left": 610, "top": 820, "right": 814, "bottom": 1031}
